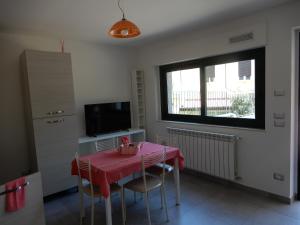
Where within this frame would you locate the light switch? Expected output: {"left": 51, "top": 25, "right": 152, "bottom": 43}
{"left": 274, "top": 90, "right": 285, "bottom": 96}
{"left": 273, "top": 113, "right": 285, "bottom": 119}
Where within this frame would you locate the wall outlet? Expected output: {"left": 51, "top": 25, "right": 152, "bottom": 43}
{"left": 273, "top": 173, "right": 284, "bottom": 181}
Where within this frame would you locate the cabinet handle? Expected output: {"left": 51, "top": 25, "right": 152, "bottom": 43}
{"left": 46, "top": 119, "right": 64, "bottom": 124}
{"left": 46, "top": 110, "right": 64, "bottom": 115}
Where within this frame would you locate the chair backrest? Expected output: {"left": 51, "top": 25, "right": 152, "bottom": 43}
{"left": 75, "top": 152, "right": 94, "bottom": 196}
{"left": 95, "top": 139, "right": 117, "bottom": 152}
{"left": 141, "top": 148, "right": 167, "bottom": 188}
{"left": 95, "top": 141, "right": 101, "bottom": 152}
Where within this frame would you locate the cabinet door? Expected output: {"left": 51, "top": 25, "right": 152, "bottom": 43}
{"left": 0, "top": 173, "right": 46, "bottom": 225}
{"left": 25, "top": 50, "right": 75, "bottom": 119}
{"left": 33, "top": 115, "right": 78, "bottom": 196}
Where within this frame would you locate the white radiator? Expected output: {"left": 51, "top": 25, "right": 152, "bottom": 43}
{"left": 166, "top": 127, "right": 239, "bottom": 180}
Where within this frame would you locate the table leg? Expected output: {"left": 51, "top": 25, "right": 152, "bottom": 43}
{"left": 133, "top": 173, "right": 137, "bottom": 203}
{"left": 174, "top": 157, "right": 181, "bottom": 205}
{"left": 105, "top": 194, "right": 112, "bottom": 225}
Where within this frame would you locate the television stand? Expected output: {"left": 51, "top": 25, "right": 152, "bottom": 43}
{"left": 78, "top": 129, "right": 146, "bottom": 155}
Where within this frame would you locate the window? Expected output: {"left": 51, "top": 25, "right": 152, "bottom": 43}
{"left": 160, "top": 48, "right": 265, "bottom": 129}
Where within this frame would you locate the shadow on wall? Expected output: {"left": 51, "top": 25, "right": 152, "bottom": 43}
{"left": 0, "top": 37, "right": 30, "bottom": 184}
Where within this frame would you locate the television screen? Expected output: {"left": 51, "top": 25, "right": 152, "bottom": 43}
{"left": 84, "top": 102, "right": 131, "bottom": 136}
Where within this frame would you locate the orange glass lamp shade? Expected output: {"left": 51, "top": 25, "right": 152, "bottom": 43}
{"left": 109, "top": 18, "right": 141, "bottom": 38}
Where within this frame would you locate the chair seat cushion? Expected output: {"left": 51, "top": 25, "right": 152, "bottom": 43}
{"left": 82, "top": 182, "right": 121, "bottom": 196}
{"left": 146, "top": 163, "right": 174, "bottom": 176}
{"left": 124, "top": 175, "right": 162, "bottom": 193}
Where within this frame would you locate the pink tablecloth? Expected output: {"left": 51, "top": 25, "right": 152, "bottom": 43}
{"left": 71, "top": 142, "right": 184, "bottom": 198}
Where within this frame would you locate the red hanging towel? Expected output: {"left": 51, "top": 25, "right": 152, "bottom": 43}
{"left": 5, "top": 177, "right": 26, "bottom": 212}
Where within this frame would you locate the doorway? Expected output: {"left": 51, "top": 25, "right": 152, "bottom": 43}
{"left": 297, "top": 31, "right": 300, "bottom": 199}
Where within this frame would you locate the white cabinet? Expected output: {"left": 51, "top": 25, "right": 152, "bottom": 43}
{"left": 21, "top": 50, "right": 78, "bottom": 196}
{"left": 32, "top": 115, "right": 78, "bottom": 196}
{"left": 23, "top": 50, "right": 75, "bottom": 119}
{"left": 131, "top": 70, "right": 146, "bottom": 129}
{"left": 0, "top": 172, "right": 46, "bottom": 225}
{"left": 33, "top": 115, "right": 78, "bottom": 146}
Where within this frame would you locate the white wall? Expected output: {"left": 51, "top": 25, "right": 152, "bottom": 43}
{"left": 137, "top": 1, "right": 300, "bottom": 198}
{"left": 1, "top": 0, "right": 299, "bottom": 199}
{"left": 0, "top": 32, "right": 136, "bottom": 184}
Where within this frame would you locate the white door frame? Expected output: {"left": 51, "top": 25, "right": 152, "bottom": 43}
{"left": 291, "top": 27, "right": 300, "bottom": 199}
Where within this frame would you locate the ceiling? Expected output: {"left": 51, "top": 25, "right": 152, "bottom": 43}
{"left": 0, "top": 0, "right": 294, "bottom": 46}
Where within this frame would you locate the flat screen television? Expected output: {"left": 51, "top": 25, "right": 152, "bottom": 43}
{"left": 84, "top": 101, "right": 131, "bottom": 136}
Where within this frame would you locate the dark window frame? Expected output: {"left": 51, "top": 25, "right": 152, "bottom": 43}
{"left": 159, "top": 47, "right": 265, "bottom": 129}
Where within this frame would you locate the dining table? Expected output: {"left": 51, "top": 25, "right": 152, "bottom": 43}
{"left": 71, "top": 141, "right": 184, "bottom": 225}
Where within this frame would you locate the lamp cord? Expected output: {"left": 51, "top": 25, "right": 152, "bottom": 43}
{"left": 117, "top": 0, "right": 126, "bottom": 19}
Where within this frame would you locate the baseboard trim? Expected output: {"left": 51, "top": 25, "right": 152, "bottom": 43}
{"left": 183, "top": 168, "right": 292, "bottom": 204}
{"left": 43, "top": 186, "right": 78, "bottom": 202}
{"left": 43, "top": 170, "right": 293, "bottom": 204}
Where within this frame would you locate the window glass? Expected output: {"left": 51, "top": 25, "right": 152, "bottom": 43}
{"left": 166, "top": 68, "right": 201, "bottom": 115}
{"left": 206, "top": 60, "right": 255, "bottom": 119}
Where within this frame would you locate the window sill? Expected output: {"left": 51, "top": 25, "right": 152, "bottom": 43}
{"left": 156, "top": 119, "right": 267, "bottom": 133}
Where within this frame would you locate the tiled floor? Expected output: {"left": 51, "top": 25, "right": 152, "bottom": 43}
{"left": 45, "top": 173, "right": 300, "bottom": 225}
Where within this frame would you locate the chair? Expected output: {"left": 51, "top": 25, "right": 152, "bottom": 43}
{"left": 94, "top": 138, "right": 117, "bottom": 152}
{"left": 146, "top": 135, "right": 174, "bottom": 177}
{"left": 94, "top": 141, "right": 101, "bottom": 152}
{"left": 122, "top": 148, "right": 169, "bottom": 225}
{"left": 75, "top": 153, "right": 125, "bottom": 225}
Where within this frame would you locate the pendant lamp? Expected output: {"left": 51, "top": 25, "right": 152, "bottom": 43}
{"left": 108, "top": 0, "right": 141, "bottom": 38}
